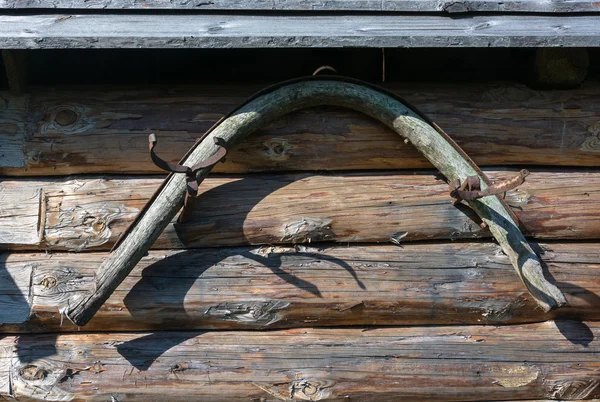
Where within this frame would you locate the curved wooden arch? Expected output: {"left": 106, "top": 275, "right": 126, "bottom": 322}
{"left": 66, "top": 77, "right": 566, "bottom": 326}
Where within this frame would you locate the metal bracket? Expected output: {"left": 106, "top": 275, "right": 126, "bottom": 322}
{"left": 149, "top": 133, "right": 228, "bottom": 223}
{"left": 449, "top": 169, "right": 530, "bottom": 205}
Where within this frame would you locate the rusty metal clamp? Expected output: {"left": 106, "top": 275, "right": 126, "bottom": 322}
{"left": 450, "top": 169, "right": 530, "bottom": 204}
{"left": 149, "top": 133, "right": 227, "bottom": 223}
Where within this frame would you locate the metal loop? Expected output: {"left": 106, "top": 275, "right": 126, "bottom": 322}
{"left": 149, "top": 133, "right": 190, "bottom": 174}
{"left": 148, "top": 133, "right": 228, "bottom": 223}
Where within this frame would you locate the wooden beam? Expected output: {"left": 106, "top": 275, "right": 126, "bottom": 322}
{"left": 2, "top": 322, "right": 600, "bottom": 401}
{"left": 3, "top": 0, "right": 600, "bottom": 12}
{"left": 1, "top": 170, "right": 599, "bottom": 251}
{"left": 4, "top": 81, "right": 600, "bottom": 176}
{"left": 1, "top": 50, "right": 27, "bottom": 93}
{"left": 1, "top": 243, "right": 599, "bottom": 332}
{"left": 1, "top": 14, "right": 600, "bottom": 49}
{"left": 530, "top": 48, "right": 590, "bottom": 89}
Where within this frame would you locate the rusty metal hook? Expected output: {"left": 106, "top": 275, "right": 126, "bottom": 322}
{"left": 450, "top": 169, "right": 530, "bottom": 204}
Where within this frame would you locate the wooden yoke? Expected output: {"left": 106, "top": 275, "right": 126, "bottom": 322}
{"left": 65, "top": 76, "right": 566, "bottom": 326}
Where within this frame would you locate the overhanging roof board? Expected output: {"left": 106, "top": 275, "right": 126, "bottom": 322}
{"left": 2, "top": 0, "right": 600, "bottom": 12}
{"left": 1, "top": 14, "right": 599, "bottom": 49}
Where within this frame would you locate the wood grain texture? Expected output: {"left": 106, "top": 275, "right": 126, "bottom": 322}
{"left": 2, "top": 170, "right": 599, "bottom": 251}
{"left": 3, "top": 0, "right": 600, "bottom": 12}
{"left": 0, "top": 187, "right": 42, "bottom": 246}
{"left": 1, "top": 14, "right": 600, "bottom": 49}
{"left": 0, "top": 92, "right": 27, "bottom": 169}
{"left": 4, "top": 81, "right": 600, "bottom": 176}
{"left": 0, "top": 242, "right": 598, "bottom": 332}
{"left": 1, "top": 322, "right": 600, "bottom": 401}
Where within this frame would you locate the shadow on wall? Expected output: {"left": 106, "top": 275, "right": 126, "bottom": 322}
{"left": 118, "top": 246, "right": 369, "bottom": 371}
{"left": 120, "top": 174, "right": 367, "bottom": 370}
{"left": 529, "top": 240, "right": 597, "bottom": 347}
{"left": 111, "top": 174, "right": 593, "bottom": 368}
{"left": 0, "top": 253, "right": 58, "bottom": 364}
{"left": 0, "top": 254, "right": 32, "bottom": 326}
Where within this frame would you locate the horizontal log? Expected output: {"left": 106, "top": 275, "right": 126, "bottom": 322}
{"left": 1, "top": 170, "right": 598, "bottom": 251}
{"left": 3, "top": 82, "right": 600, "bottom": 175}
{"left": 2, "top": 322, "right": 600, "bottom": 401}
{"left": 1, "top": 14, "right": 599, "bottom": 50}
{"left": 1, "top": 243, "right": 599, "bottom": 332}
{"left": 4, "top": 0, "right": 599, "bottom": 12}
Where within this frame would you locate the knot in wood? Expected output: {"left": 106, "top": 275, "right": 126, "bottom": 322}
{"left": 40, "top": 275, "right": 58, "bottom": 289}
{"left": 303, "top": 384, "right": 318, "bottom": 396}
{"left": 19, "top": 364, "right": 48, "bottom": 381}
{"left": 55, "top": 108, "right": 79, "bottom": 126}
{"left": 92, "top": 219, "right": 106, "bottom": 233}
{"left": 551, "top": 376, "right": 600, "bottom": 400}
{"left": 83, "top": 215, "right": 106, "bottom": 233}
{"left": 263, "top": 138, "right": 292, "bottom": 161}
{"left": 290, "top": 379, "right": 335, "bottom": 401}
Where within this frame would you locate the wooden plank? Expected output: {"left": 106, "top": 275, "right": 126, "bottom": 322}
{"left": 1, "top": 14, "right": 600, "bottom": 49}
{"left": 4, "top": 81, "right": 600, "bottom": 176}
{"left": 0, "top": 243, "right": 598, "bottom": 332}
{"left": 2, "top": 322, "right": 600, "bottom": 401}
{"left": 1, "top": 170, "right": 599, "bottom": 251}
{"left": 3, "top": 0, "right": 599, "bottom": 12}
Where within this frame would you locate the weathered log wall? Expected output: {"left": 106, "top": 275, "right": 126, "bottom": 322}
{"left": 1, "top": 170, "right": 598, "bottom": 251}
{"left": 1, "top": 243, "right": 599, "bottom": 332}
{"left": 2, "top": 82, "right": 600, "bottom": 175}
{"left": 1, "top": 78, "right": 599, "bottom": 401}
{"left": 2, "top": 322, "right": 600, "bottom": 401}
